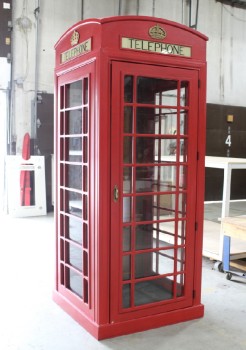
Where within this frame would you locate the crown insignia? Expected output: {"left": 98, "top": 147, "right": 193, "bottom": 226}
{"left": 70, "top": 30, "right": 80, "bottom": 46}
{"left": 149, "top": 24, "right": 166, "bottom": 40}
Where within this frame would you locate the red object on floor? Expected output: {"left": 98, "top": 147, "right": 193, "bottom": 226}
{"left": 20, "top": 133, "right": 31, "bottom": 206}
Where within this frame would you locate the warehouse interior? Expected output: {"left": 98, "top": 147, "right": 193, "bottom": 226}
{"left": 0, "top": 0, "right": 246, "bottom": 348}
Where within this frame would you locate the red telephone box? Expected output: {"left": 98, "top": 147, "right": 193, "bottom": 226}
{"left": 53, "top": 16, "right": 207, "bottom": 340}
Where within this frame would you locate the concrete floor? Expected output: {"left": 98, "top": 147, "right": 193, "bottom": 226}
{"left": 0, "top": 212, "right": 246, "bottom": 350}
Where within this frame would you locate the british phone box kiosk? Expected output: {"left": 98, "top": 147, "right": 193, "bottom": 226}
{"left": 53, "top": 16, "right": 207, "bottom": 340}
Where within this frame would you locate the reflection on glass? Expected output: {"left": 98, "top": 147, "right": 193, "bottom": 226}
{"left": 123, "top": 227, "right": 131, "bottom": 251}
{"left": 69, "top": 243, "right": 82, "bottom": 271}
{"left": 180, "top": 81, "right": 189, "bottom": 106}
{"left": 136, "top": 195, "right": 153, "bottom": 222}
{"left": 124, "top": 76, "right": 133, "bottom": 103}
{"left": 134, "top": 278, "right": 173, "bottom": 306}
{"left": 135, "top": 225, "right": 154, "bottom": 250}
{"left": 68, "top": 164, "right": 82, "bottom": 190}
{"left": 68, "top": 268, "right": 82, "bottom": 298}
{"left": 137, "top": 77, "right": 178, "bottom": 105}
{"left": 68, "top": 190, "right": 82, "bottom": 217}
{"left": 177, "top": 220, "right": 186, "bottom": 245}
{"left": 180, "top": 111, "right": 188, "bottom": 135}
{"left": 83, "top": 194, "right": 87, "bottom": 220}
{"left": 153, "top": 221, "right": 175, "bottom": 246}
{"left": 83, "top": 107, "right": 88, "bottom": 134}
{"left": 152, "top": 249, "right": 174, "bottom": 275}
{"left": 68, "top": 110, "right": 82, "bottom": 134}
{"left": 177, "top": 247, "right": 185, "bottom": 272}
{"left": 154, "top": 193, "right": 176, "bottom": 218}
{"left": 83, "top": 251, "right": 88, "bottom": 276}
{"left": 135, "top": 252, "right": 154, "bottom": 278}
{"left": 136, "top": 108, "right": 155, "bottom": 134}
{"left": 123, "top": 167, "right": 132, "bottom": 193}
{"left": 83, "top": 137, "right": 88, "bottom": 163}
{"left": 179, "top": 139, "right": 188, "bottom": 161}
{"left": 124, "top": 137, "right": 132, "bottom": 163}
{"left": 123, "top": 255, "right": 131, "bottom": 280}
{"left": 123, "top": 197, "right": 131, "bottom": 223}
{"left": 179, "top": 165, "right": 187, "bottom": 189}
{"left": 83, "top": 165, "right": 87, "bottom": 192}
{"left": 176, "top": 274, "right": 185, "bottom": 297}
{"left": 68, "top": 216, "right": 82, "bottom": 243}
{"left": 67, "top": 80, "right": 82, "bottom": 108}
{"left": 124, "top": 106, "right": 133, "bottom": 133}
{"left": 83, "top": 223, "right": 88, "bottom": 248}
{"left": 136, "top": 137, "right": 154, "bottom": 163}
{"left": 84, "top": 78, "right": 88, "bottom": 104}
{"left": 178, "top": 193, "right": 187, "bottom": 218}
{"left": 67, "top": 137, "right": 82, "bottom": 162}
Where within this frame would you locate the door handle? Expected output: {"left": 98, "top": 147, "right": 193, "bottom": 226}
{"left": 113, "top": 185, "right": 119, "bottom": 202}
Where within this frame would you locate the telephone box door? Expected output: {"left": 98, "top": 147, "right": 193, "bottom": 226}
{"left": 111, "top": 62, "right": 199, "bottom": 322}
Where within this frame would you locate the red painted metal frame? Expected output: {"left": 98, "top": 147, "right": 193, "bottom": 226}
{"left": 53, "top": 16, "right": 207, "bottom": 340}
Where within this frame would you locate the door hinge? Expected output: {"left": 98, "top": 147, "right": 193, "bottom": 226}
{"left": 195, "top": 222, "right": 198, "bottom": 231}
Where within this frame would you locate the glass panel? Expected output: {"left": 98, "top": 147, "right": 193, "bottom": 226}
{"left": 67, "top": 191, "right": 82, "bottom": 217}
{"left": 83, "top": 107, "right": 88, "bottom": 134}
{"left": 178, "top": 220, "right": 186, "bottom": 245}
{"left": 124, "top": 137, "right": 132, "bottom": 163}
{"left": 66, "top": 137, "right": 82, "bottom": 162}
{"left": 123, "top": 227, "right": 131, "bottom": 251}
{"left": 152, "top": 249, "right": 175, "bottom": 275}
{"left": 135, "top": 224, "right": 154, "bottom": 250}
{"left": 136, "top": 137, "right": 154, "bottom": 163}
{"left": 177, "top": 247, "right": 185, "bottom": 272}
{"left": 178, "top": 192, "right": 187, "bottom": 218}
{"left": 153, "top": 221, "right": 175, "bottom": 246}
{"left": 123, "top": 255, "right": 131, "bottom": 280}
{"left": 68, "top": 243, "right": 82, "bottom": 271}
{"left": 122, "top": 284, "right": 131, "bottom": 308}
{"left": 154, "top": 193, "right": 176, "bottom": 218}
{"left": 68, "top": 268, "right": 82, "bottom": 298}
{"left": 123, "top": 197, "right": 131, "bottom": 223}
{"left": 124, "top": 75, "right": 133, "bottom": 103}
{"left": 136, "top": 107, "right": 155, "bottom": 134}
{"left": 124, "top": 106, "right": 133, "bottom": 133}
{"left": 136, "top": 166, "right": 174, "bottom": 193}
{"left": 68, "top": 216, "right": 82, "bottom": 243}
{"left": 83, "top": 166, "right": 88, "bottom": 192}
{"left": 67, "top": 164, "right": 82, "bottom": 190}
{"left": 83, "top": 251, "right": 88, "bottom": 276}
{"left": 135, "top": 223, "right": 176, "bottom": 250}
{"left": 123, "top": 167, "right": 132, "bottom": 193}
{"left": 66, "top": 80, "right": 82, "bottom": 108}
{"left": 135, "top": 195, "right": 153, "bottom": 222}
{"left": 83, "top": 279, "right": 89, "bottom": 303}
{"left": 134, "top": 278, "right": 173, "bottom": 306}
{"left": 136, "top": 108, "right": 178, "bottom": 136}
{"left": 179, "top": 165, "right": 187, "bottom": 189}
{"left": 83, "top": 195, "right": 88, "bottom": 220}
{"left": 83, "top": 137, "right": 88, "bottom": 163}
{"left": 179, "top": 139, "right": 188, "bottom": 161}
{"left": 135, "top": 252, "right": 154, "bottom": 278}
{"left": 83, "top": 223, "right": 88, "bottom": 248}
{"left": 68, "top": 110, "right": 82, "bottom": 134}
{"left": 180, "top": 81, "right": 189, "bottom": 106}
{"left": 176, "top": 274, "right": 185, "bottom": 297}
{"left": 83, "top": 78, "right": 88, "bottom": 104}
{"left": 137, "top": 77, "right": 178, "bottom": 105}
{"left": 180, "top": 111, "right": 188, "bottom": 135}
